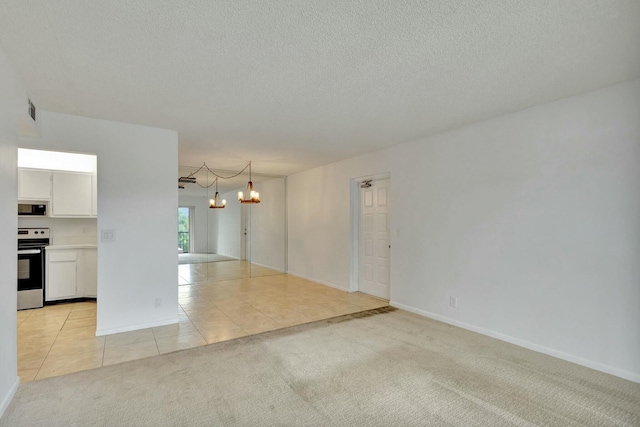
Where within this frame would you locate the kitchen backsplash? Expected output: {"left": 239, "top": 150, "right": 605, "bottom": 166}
{"left": 18, "top": 217, "right": 97, "bottom": 245}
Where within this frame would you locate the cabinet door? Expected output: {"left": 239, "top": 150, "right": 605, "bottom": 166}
{"left": 91, "top": 174, "right": 98, "bottom": 217}
{"left": 51, "top": 172, "right": 93, "bottom": 217}
{"left": 78, "top": 248, "right": 97, "bottom": 298}
{"left": 18, "top": 168, "right": 51, "bottom": 200}
{"left": 46, "top": 251, "right": 77, "bottom": 301}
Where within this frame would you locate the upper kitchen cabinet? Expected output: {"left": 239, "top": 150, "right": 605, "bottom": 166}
{"left": 18, "top": 148, "right": 98, "bottom": 218}
{"left": 51, "top": 171, "right": 94, "bottom": 217}
{"left": 18, "top": 168, "right": 51, "bottom": 201}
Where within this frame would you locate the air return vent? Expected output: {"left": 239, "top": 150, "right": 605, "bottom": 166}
{"left": 27, "top": 99, "right": 36, "bottom": 121}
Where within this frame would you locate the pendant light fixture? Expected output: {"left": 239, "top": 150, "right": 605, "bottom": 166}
{"left": 178, "top": 161, "right": 261, "bottom": 204}
{"left": 238, "top": 161, "right": 260, "bottom": 204}
{"left": 209, "top": 178, "right": 226, "bottom": 209}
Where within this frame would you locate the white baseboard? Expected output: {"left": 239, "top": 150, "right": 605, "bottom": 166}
{"left": 0, "top": 376, "right": 20, "bottom": 418}
{"left": 250, "top": 261, "right": 285, "bottom": 273}
{"left": 390, "top": 301, "right": 640, "bottom": 384}
{"left": 96, "top": 317, "right": 178, "bottom": 336}
{"left": 286, "top": 272, "right": 350, "bottom": 292}
{"left": 210, "top": 253, "right": 239, "bottom": 260}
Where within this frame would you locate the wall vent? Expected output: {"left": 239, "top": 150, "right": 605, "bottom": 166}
{"left": 27, "top": 99, "right": 36, "bottom": 121}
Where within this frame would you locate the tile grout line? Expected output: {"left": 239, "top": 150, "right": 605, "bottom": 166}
{"left": 21, "top": 272, "right": 387, "bottom": 381}
{"left": 152, "top": 328, "right": 161, "bottom": 356}
{"left": 100, "top": 337, "right": 106, "bottom": 368}
{"left": 178, "top": 302, "right": 212, "bottom": 345}
{"left": 32, "top": 309, "right": 70, "bottom": 381}
{"left": 241, "top": 285, "right": 313, "bottom": 328}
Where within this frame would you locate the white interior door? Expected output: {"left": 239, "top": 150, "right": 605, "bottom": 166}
{"left": 359, "top": 178, "right": 390, "bottom": 299}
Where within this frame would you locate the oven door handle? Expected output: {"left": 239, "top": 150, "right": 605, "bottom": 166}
{"left": 17, "top": 249, "right": 42, "bottom": 255}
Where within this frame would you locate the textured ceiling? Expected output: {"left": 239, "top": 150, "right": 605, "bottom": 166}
{"left": 1, "top": 1, "right": 639, "bottom": 175}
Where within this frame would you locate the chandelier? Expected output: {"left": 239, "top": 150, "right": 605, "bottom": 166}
{"left": 209, "top": 178, "right": 226, "bottom": 209}
{"left": 238, "top": 162, "right": 260, "bottom": 204}
{"left": 178, "top": 161, "right": 260, "bottom": 205}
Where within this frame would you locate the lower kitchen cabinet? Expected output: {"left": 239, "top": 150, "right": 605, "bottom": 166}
{"left": 46, "top": 251, "right": 77, "bottom": 301}
{"left": 78, "top": 248, "right": 97, "bottom": 298}
{"left": 46, "top": 247, "right": 97, "bottom": 301}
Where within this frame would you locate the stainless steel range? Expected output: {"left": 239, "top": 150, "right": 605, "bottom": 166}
{"left": 17, "top": 228, "right": 50, "bottom": 310}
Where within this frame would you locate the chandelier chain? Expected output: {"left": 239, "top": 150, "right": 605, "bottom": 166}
{"left": 189, "top": 162, "right": 252, "bottom": 188}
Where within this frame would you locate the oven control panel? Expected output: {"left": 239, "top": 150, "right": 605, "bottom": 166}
{"left": 17, "top": 228, "right": 50, "bottom": 239}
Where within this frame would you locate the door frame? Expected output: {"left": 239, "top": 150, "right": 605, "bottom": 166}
{"left": 349, "top": 172, "right": 390, "bottom": 294}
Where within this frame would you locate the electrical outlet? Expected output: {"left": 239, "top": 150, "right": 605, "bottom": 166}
{"left": 450, "top": 296, "right": 457, "bottom": 308}
{"left": 155, "top": 298, "right": 162, "bottom": 308}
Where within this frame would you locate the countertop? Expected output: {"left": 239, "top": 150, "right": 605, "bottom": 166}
{"left": 46, "top": 244, "right": 97, "bottom": 250}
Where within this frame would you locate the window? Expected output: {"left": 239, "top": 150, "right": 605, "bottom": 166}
{"left": 178, "top": 207, "right": 191, "bottom": 253}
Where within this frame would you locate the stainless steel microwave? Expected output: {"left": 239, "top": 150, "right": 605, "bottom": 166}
{"left": 18, "top": 204, "right": 47, "bottom": 216}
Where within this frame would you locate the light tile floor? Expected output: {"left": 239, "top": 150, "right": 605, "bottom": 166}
{"left": 17, "top": 271, "right": 388, "bottom": 382}
{"left": 178, "top": 259, "right": 282, "bottom": 284}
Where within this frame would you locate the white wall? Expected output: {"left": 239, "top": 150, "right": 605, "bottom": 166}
{"left": 250, "top": 177, "right": 286, "bottom": 271}
{"left": 287, "top": 150, "right": 390, "bottom": 289}
{"left": 216, "top": 188, "right": 242, "bottom": 259}
{"left": 20, "top": 111, "right": 179, "bottom": 335}
{"left": 0, "top": 47, "right": 25, "bottom": 417}
{"left": 287, "top": 78, "right": 640, "bottom": 382}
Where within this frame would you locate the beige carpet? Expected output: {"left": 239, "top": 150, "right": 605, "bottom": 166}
{"left": 2, "top": 308, "right": 639, "bottom": 426}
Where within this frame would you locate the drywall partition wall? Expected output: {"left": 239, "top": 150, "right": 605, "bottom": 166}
{"left": 0, "top": 47, "right": 24, "bottom": 417}
{"left": 250, "top": 177, "right": 286, "bottom": 271}
{"left": 390, "top": 79, "right": 640, "bottom": 381}
{"left": 216, "top": 188, "right": 241, "bottom": 258}
{"left": 20, "top": 111, "right": 179, "bottom": 335}
{"left": 287, "top": 150, "right": 391, "bottom": 290}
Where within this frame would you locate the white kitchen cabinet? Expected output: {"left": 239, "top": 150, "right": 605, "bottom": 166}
{"left": 91, "top": 173, "right": 98, "bottom": 216}
{"left": 46, "top": 250, "right": 78, "bottom": 301}
{"left": 46, "top": 246, "right": 97, "bottom": 301}
{"left": 18, "top": 168, "right": 51, "bottom": 200}
{"left": 51, "top": 171, "right": 93, "bottom": 217}
{"left": 18, "top": 168, "right": 97, "bottom": 218}
{"left": 78, "top": 248, "right": 97, "bottom": 298}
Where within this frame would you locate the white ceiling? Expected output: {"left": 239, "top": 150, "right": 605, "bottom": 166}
{"left": 1, "top": 1, "right": 639, "bottom": 176}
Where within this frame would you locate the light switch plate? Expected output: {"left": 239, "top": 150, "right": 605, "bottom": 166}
{"left": 101, "top": 229, "right": 116, "bottom": 242}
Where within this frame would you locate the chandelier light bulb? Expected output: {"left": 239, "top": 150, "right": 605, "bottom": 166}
{"left": 209, "top": 179, "right": 226, "bottom": 209}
